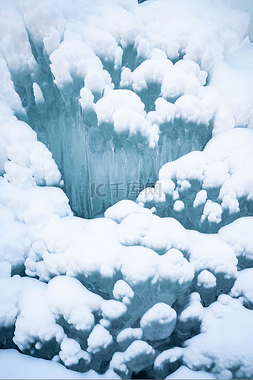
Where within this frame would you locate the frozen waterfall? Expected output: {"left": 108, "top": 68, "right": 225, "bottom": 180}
{"left": 1, "top": 0, "right": 253, "bottom": 379}
{"left": 15, "top": 32, "right": 213, "bottom": 218}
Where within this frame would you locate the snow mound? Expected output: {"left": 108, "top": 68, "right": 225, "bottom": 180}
{"left": 219, "top": 217, "right": 253, "bottom": 269}
{"left": 104, "top": 200, "right": 152, "bottom": 223}
{"left": 183, "top": 295, "right": 253, "bottom": 379}
{"left": 166, "top": 365, "right": 217, "bottom": 379}
{"left": 0, "top": 118, "right": 62, "bottom": 187}
{"left": 0, "top": 349, "right": 120, "bottom": 379}
{"left": 138, "top": 128, "right": 253, "bottom": 232}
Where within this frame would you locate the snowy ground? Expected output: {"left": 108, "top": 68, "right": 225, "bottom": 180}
{"left": 1, "top": 0, "right": 253, "bottom": 379}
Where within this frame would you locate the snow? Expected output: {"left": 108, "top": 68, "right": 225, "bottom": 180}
{"left": 130, "top": 58, "right": 173, "bottom": 92}
{"left": 154, "top": 347, "right": 183, "bottom": 379}
{"left": 101, "top": 300, "right": 127, "bottom": 321}
{"left": 182, "top": 295, "right": 253, "bottom": 378}
{"left": 113, "top": 280, "right": 135, "bottom": 306}
{"left": 116, "top": 328, "right": 143, "bottom": 351}
{"left": 178, "top": 293, "right": 203, "bottom": 324}
{"left": 0, "top": 261, "right": 11, "bottom": 277}
{"left": 230, "top": 268, "right": 253, "bottom": 307}
{"left": 166, "top": 365, "right": 217, "bottom": 379}
{"left": 59, "top": 337, "right": 90, "bottom": 367}
{"left": 13, "top": 278, "right": 64, "bottom": 353}
{"left": 0, "top": 220, "right": 31, "bottom": 270}
{"left": 123, "top": 340, "right": 156, "bottom": 373}
{"left": 0, "top": 276, "right": 21, "bottom": 328}
{"left": 0, "top": 113, "right": 63, "bottom": 202}
{"left": 141, "top": 128, "right": 253, "bottom": 232}
{"left": 140, "top": 302, "right": 177, "bottom": 341}
{"left": 0, "top": 0, "right": 253, "bottom": 378}
{"left": 0, "top": 178, "right": 71, "bottom": 226}
{"left": 95, "top": 90, "right": 145, "bottom": 125}
{"left": 218, "top": 217, "right": 253, "bottom": 268}
{"left": 0, "top": 349, "right": 120, "bottom": 379}
{"left": 193, "top": 190, "right": 207, "bottom": 208}
{"left": 197, "top": 270, "right": 216, "bottom": 289}
{"left": 49, "top": 40, "right": 103, "bottom": 90}
{"left": 0, "top": 0, "right": 250, "bottom": 218}
{"left": 87, "top": 324, "right": 113, "bottom": 356}
{"left": 47, "top": 276, "right": 102, "bottom": 331}
{"left": 187, "top": 230, "right": 238, "bottom": 279}
{"left": 173, "top": 200, "right": 185, "bottom": 212}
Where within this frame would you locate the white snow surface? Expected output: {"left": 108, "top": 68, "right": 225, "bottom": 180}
{"left": 140, "top": 302, "right": 177, "bottom": 341}
{"left": 183, "top": 295, "right": 253, "bottom": 378}
{"left": 0, "top": 349, "right": 120, "bottom": 379}
{"left": 230, "top": 268, "right": 253, "bottom": 306}
{"left": 166, "top": 365, "right": 217, "bottom": 379}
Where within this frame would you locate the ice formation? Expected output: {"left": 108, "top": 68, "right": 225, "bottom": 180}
{"left": 138, "top": 128, "right": 253, "bottom": 232}
{"left": 1, "top": 0, "right": 253, "bottom": 379}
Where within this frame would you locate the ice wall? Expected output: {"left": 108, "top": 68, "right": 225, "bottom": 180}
{"left": 15, "top": 38, "right": 212, "bottom": 219}
{"left": 1, "top": 0, "right": 252, "bottom": 218}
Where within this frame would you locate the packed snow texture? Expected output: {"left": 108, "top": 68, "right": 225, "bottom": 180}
{"left": 1, "top": 199, "right": 252, "bottom": 378}
{"left": 1, "top": 0, "right": 253, "bottom": 379}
